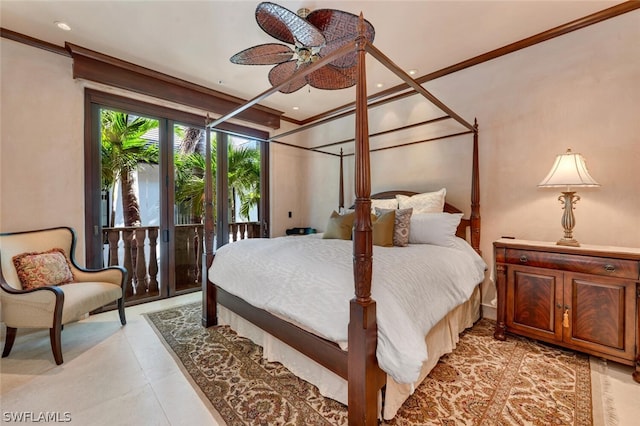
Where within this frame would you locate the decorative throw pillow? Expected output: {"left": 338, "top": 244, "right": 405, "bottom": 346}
{"left": 372, "top": 209, "right": 395, "bottom": 247}
{"left": 370, "top": 198, "right": 398, "bottom": 213}
{"left": 409, "top": 213, "right": 463, "bottom": 247}
{"left": 12, "top": 248, "right": 75, "bottom": 290}
{"left": 396, "top": 188, "right": 446, "bottom": 213}
{"left": 323, "top": 210, "right": 355, "bottom": 240}
{"left": 376, "top": 207, "right": 413, "bottom": 247}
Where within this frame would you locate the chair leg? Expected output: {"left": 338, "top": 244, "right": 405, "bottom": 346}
{"left": 118, "top": 298, "right": 127, "bottom": 325}
{"left": 50, "top": 326, "right": 63, "bottom": 365}
{"left": 2, "top": 327, "right": 17, "bottom": 358}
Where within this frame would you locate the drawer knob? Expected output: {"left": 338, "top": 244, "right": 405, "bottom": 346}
{"left": 603, "top": 264, "right": 616, "bottom": 272}
{"left": 519, "top": 255, "right": 528, "bottom": 263}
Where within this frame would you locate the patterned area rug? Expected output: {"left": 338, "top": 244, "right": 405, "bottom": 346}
{"left": 145, "top": 302, "right": 592, "bottom": 425}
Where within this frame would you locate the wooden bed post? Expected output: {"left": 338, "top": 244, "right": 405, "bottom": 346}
{"left": 339, "top": 148, "right": 345, "bottom": 212}
{"left": 202, "top": 121, "right": 217, "bottom": 327}
{"left": 471, "top": 119, "right": 481, "bottom": 254}
{"left": 348, "top": 14, "right": 380, "bottom": 426}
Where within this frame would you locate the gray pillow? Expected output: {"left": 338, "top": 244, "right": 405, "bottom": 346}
{"left": 375, "top": 207, "right": 413, "bottom": 247}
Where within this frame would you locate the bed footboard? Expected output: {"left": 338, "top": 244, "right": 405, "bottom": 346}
{"left": 215, "top": 284, "right": 349, "bottom": 379}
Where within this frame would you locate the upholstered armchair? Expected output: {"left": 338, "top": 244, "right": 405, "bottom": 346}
{"left": 0, "top": 226, "right": 126, "bottom": 364}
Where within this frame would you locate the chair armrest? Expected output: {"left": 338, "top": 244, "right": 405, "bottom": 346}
{"left": 1, "top": 279, "right": 63, "bottom": 298}
{"left": 72, "top": 265, "right": 127, "bottom": 289}
{"left": 1, "top": 280, "right": 64, "bottom": 327}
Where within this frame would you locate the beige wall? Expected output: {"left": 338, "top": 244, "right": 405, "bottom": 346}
{"left": 2, "top": 11, "right": 639, "bottom": 312}
{"left": 0, "top": 40, "right": 85, "bottom": 244}
{"left": 0, "top": 38, "right": 308, "bottom": 255}
{"left": 303, "top": 11, "right": 640, "bottom": 312}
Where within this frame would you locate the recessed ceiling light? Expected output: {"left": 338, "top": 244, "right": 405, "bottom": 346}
{"left": 408, "top": 69, "right": 418, "bottom": 76}
{"left": 292, "top": 106, "right": 299, "bottom": 111}
{"left": 376, "top": 83, "right": 384, "bottom": 88}
{"left": 54, "top": 21, "right": 71, "bottom": 31}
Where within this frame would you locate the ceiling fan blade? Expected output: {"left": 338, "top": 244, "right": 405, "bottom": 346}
{"left": 307, "top": 65, "right": 357, "bottom": 90}
{"left": 307, "top": 9, "right": 375, "bottom": 68}
{"left": 256, "top": 2, "right": 325, "bottom": 47}
{"left": 268, "top": 61, "right": 309, "bottom": 93}
{"left": 230, "top": 43, "right": 294, "bottom": 65}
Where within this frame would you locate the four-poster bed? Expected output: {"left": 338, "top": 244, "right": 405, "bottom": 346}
{"left": 202, "top": 15, "right": 482, "bottom": 425}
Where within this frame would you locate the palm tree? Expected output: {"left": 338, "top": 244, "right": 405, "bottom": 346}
{"left": 175, "top": 151, "right": 209, "bottom": 223}
{"left": 228, "top": 144, "right": 260, "bottom": 222}
{"left": 101, "top": 110, "right": 159, "bottom": 227}
{"left": 179, "top": 127, "right": 203, "bottom": 155}
{"left": 173, "top": 140, "right": 260, "bottom": 224}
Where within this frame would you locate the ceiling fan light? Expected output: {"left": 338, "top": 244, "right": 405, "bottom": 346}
{"left": 297, "top": 8, "right": 311, "bottom": 18}
{"left": 54, "top": 21, "right": 71, "bottom": 31}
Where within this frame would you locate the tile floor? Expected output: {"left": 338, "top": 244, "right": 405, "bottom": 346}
{"left": 1, "top": 292, "right": 639, "bottom": 425}
{"left": 1, "top": 292, "right": 217, "bottom": 426}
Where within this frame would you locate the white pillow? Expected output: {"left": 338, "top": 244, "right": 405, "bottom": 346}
{"left": 409, "top": 212, "right": 463, "bottom": 247}
{"left": 396, "top": 188, "right": 446, "bottom": 213}
{"left": 370, "top": 198, "right": 398, "bottom": 213}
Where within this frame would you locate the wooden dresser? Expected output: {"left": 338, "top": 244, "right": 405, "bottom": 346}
{"left": 493, "top": 238, "right": 640, "bottom": 383}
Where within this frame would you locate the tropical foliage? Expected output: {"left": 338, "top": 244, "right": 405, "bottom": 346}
{"left": 228, "top": 144, "right": 261, "bottom": 222}
{"left": 101, "top": 110, "right": 159, "bottom": 227}
{"left": 100, "top": 115, "right": 260, "bottom": 227}
{"left": 174, "top": 134, "right": 260, "bottom": 223}
{"left": 175, "top": 150, "right": 208, "bottom": 222}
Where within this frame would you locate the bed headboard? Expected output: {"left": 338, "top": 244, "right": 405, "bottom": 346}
{"left": 368, "top": 190, "right": 472, "bottom": 243}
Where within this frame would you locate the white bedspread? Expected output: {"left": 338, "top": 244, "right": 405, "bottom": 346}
{"left": 208, "top": 235, "right": 486, "bottom": 384}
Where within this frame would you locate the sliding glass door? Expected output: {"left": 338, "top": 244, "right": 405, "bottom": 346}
{"left": 172, "top": 123, "right": 208, "bottom": 294}
{"left": 84, "top": 90, "right": 269, "bottom": 305}
{"left": 96, "top": 106, "right": 163, "bottom": 303}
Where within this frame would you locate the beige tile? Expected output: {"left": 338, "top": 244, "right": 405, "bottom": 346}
{"left": 71, "top": 383, "right": 170, "bottom": 426}
{"left": 2, "top": 331, "right": 147, "bottom": 415}
{"left": 150, "top": 370, "right": 219, "bottom": 426}
{"left": 604, "top": 362, "right": 640, "bottom": 426}
{"left": 3, "top": 290, "right": 637, "bottom": 426}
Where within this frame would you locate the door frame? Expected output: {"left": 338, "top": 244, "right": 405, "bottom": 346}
{"left": 84, "top": 89, "right": 269, "bottom": 302}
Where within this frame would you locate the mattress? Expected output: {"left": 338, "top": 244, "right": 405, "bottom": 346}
{"left": 209, "top": 234, "right": 486, "bottom": 385}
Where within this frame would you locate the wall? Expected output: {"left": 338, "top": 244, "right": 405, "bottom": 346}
{"left": 0, "top": 40, "right": 85, "bottom": 248}
{"left": 2, "top": 10, "right": 639, "bottom": 314}
{"left": 302, "top": 11, "right": 640, "bottom": 314}
{"left": 0, "top": 38, "right": 307, "bottom": 258}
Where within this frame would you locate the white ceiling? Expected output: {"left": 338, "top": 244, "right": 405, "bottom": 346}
{"left": 0, "top": 0, "right": 624, "bottom": 121}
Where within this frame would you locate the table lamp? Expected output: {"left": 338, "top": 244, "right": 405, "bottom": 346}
{"left": 538, "top": 148, "right": 600, "bottom": 247}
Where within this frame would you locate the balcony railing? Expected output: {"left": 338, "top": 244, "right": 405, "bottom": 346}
{"left": 102, "top": 221, "right": 260, "bottom": 303}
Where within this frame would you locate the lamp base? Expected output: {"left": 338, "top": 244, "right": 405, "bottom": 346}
{"left": 556, "top": 191, "right": 581, "bottom": 247}
{"left": 557, "top": 238, "right": 580, "bottom": 247}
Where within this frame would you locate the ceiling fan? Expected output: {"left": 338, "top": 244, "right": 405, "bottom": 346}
{"left": 230, "top": 2, "right": 375, "bottom": 93}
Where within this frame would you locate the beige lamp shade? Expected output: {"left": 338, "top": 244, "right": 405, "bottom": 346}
{"left": 538, "top": 148, "right": 599, "bottom": 247}
{"left": 538, "top": 148, "right": 600, "bottom": 189}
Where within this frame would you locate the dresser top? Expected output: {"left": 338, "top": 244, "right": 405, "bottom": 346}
{"left": 494, "top": 238, "right": 640, "bottom": 260}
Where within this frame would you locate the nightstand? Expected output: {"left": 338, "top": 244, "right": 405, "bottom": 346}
{"left": 493, "top": 238, "right": 640, "bottom": 383}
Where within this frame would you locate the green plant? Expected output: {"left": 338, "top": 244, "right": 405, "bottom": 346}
{"left": 101, "top": 110, "right": 159, "bottom": 227}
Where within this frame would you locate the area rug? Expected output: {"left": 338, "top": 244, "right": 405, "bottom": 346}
{"left": 145, "top": 302, "right": 593, "bottom": 425}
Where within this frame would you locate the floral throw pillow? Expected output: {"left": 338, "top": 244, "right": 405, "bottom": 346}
{"left": 12, "top": 248, "right": 75, "bottom": 290}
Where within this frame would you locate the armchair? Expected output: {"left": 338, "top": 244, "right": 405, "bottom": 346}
{"left": 0, "top": 226, "right": 126, "bottom": 364}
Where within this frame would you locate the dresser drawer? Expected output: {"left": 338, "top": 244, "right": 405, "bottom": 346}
{"left": 505, "top": 249, "right": 639, "bottom": 280}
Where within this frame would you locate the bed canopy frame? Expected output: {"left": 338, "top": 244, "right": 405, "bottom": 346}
{"left": 202, "top": 15, "right": 480, "bottom": 425}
